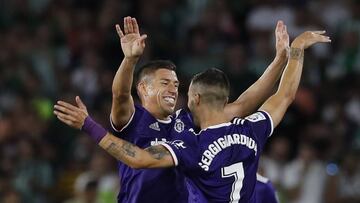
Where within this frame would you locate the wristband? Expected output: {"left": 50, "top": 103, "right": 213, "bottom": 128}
{"left": 81, "top": 116, "right": 107, "bottom": 143}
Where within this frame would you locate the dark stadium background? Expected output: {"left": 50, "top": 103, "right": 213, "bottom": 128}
{"left": 0, "top": 0, "right": 359, "bottom": 202}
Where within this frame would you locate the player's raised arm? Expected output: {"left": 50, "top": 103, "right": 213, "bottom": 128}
{"left": 111, "top": 17, "right": 147, "bottom": 130}
{"left": 224, "top": 20, "right": 289, "bottom": 119}
{"left": 260, "top": 31, "right": 331, "bottom": 127}
{"left": 54, "top": 97, "right": 174, "bottom": 169}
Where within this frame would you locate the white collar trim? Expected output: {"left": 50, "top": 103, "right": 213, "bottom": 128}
{"left": 157, "top": 118, "right": 172, "bottom": 124}
{"left": 190, "top": 122, "right": 232, "bottom": 135}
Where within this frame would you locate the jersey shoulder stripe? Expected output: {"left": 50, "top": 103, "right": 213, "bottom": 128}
{"left": 232, "top": 117, "right": 245, "bottom": 125}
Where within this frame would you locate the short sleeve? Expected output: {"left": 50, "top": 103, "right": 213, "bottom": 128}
{"left": 110, "top": 111, "right": 135, "bottom": 133}
{"left": 160, "top": 137, "right": 194, "bottom": 171}
{"left": 109, "top": 104, "right": 144, "bottom": 140}
{"left": 232, "top": 111, "right": 273, "bottom": 150}
{"left": 160, "top": 142, "right": 180, "bottom": 166}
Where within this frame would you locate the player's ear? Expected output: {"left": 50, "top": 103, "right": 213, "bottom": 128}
{"left": 194, "top": 93, "right": 201, "bottom": 105}
{"left": 224, "top": 97, "right": 229, "bottom": 106}
{"left": 138, "top": 81, "right": 148, "bottom": 97}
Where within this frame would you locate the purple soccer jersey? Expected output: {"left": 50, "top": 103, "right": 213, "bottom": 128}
{"left": 110, "top": 104, "right": 194, "bottom": 203}
{"left": 161, "top": 111, "right": 274, "bottom": 202}
{"left": 255, "top": 174, "right": 279, "bottom": 203}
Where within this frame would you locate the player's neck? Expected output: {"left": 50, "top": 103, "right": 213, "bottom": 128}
{"left": 198, "top": 108, "right": 228, "bottom": 130}
{"left": 144, "top": 104, "right": 171, "bottom": 121}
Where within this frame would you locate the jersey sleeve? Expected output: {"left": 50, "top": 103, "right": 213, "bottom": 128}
{"left": 159, "top": 142, "right": 181, "bottom": 166}
{"left": 159, "top": 136, "right": 194, "bottom": 171}
{"left": 232, "top": 110, "right": 274, "bottom": 151}
{"left": 109, "top": 104, "right": 143, "bottom": 140}
{"left": 110, "top": 111, "right": 135, "bottom": 133}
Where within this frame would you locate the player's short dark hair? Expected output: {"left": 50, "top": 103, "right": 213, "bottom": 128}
{"left": 191, "top": 68, "right": 230, "bottom": 106}
{"left": 136, "top": 60, "right": 176, "bottom": 85}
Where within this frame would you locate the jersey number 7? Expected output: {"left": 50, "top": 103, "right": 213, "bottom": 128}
{"left": 221, "top": 162, "right": 245, "bottom": 203}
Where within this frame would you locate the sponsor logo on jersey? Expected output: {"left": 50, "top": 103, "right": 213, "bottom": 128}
{"left": 150, "top": 138, "right": 167, "bottom": 146}
{"left": 174, "top": 119, "right": 185, "bottom": 133}
{"left": 149, "top": 122, "right": 160, "bottom": 131}
{"left": 172, "top": 140, "right": 186, "bottom": 149}
{"left": 165, "top": 140, "right": 187, "bottom": 149}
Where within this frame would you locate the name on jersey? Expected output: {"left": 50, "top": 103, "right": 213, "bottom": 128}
{"left": 198, "top": 133, "right": 257, "bottom": 171}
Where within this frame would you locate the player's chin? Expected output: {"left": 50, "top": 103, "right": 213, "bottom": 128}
{"left": 162, "top": 105, "right": 175, "bottom": 115}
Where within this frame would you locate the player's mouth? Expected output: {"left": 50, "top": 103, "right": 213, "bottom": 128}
{"left": 163, "top": 96, "right": 176, "bottom": 106}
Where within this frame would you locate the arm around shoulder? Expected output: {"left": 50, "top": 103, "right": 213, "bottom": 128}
{"left": 99, "top": 134, "right": 175, "bottom": 169}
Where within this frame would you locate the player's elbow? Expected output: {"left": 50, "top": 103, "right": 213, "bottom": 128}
{"left": 128, "top": 163, "right": 144, "bottom": 169}
{"left": 124, "top": 160, "right": 147, "bottom": 169}
{"left": 278, "top": 89, "right": 296, "bottom": 104}
{"left": 285, "top": 92, "right": 296, "bottom": 103}
{"left": 127, "top": 157, "right": 153, "bottom": 169}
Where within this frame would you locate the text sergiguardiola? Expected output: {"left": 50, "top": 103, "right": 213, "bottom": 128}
{"left": 198, "top": 133, "right": 257, "bottom": 171}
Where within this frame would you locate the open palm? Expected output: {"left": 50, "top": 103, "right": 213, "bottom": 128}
{"left": 275, "top": 20, "right": 289, "bottom": 57}
{"left": 292, "top": 31, "right": 331, "bottom": 49}
{"left": 116, "top": 17, "right": 147, "bottom": 58}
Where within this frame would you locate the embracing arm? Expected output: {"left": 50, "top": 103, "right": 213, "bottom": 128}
{"left": 224, "top": 20, "right": 289, "bottom": 119}
{"left": 99, "top": 133, "right": 175, "bottom": 169}
{"left": 260, "top": 31, "right": 331, "bottom": 127}
{"left": 54, "top": 96, "right": 174, "bottom": 169}
{"left": 111, "top": 17, "right": 147, "bottom": 129}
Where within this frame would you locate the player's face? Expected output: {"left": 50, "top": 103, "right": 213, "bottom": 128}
{"left": 144, "top": 69, "right": 179, "bottom": 116}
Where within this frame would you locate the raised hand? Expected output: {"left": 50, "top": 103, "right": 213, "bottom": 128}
{"left": 291, "top": 31, "right": 331, "bottom": 49}
{"left": 54, "top": 96, "right": 89, "bottom": 129}
{"left": 275, "top": 20, "right": 290, "bottom": 58}
{"left": 116, "top": 16, "right": 147, "bottom": 59}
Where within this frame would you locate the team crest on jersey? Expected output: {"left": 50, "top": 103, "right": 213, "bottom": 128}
{"left": 245, "top": 112, "right": 266, "bottom": 122}
{"left": 174, "top": 119, "right": 185, "bottom": 133}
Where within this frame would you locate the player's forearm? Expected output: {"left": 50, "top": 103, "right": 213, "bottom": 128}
{"left": 99, "top": 134, "right": 174, "bottom": 169}
{"left": 112, "top": 57, "right": 139, "bottom": 98}
{"left": 81, "top": 115, "right": 149, "bottom": 169}
{"left": 226, "top": 54, "right": 287, "bottom": 118}
{"left": 276, "top": 46, "right": 304, "bottom": 101}
{"left": 99, "top": 133, "right": 153, "bottom": 169}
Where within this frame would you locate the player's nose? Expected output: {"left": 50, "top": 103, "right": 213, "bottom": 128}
{"left": 168, "top": 84, "right": 178, "bottom": 94}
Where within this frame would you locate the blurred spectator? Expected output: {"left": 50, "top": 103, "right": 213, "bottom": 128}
{"left": 324, "top": 151, "right": 360, "bottom": 203}
{"left": 65, "top": 179, "right": 98, "bottom": 203}
{"left": 73, "top": 150, "right": 119, "bottom": 203}
{"left": 13, "top": 138, "right": 54, "bottom": 203}
{"left": 1, "top": 189, "right": 22, "bottom": 203}
{"left": 282, "top": 143, "right": 327, "bottom": 203}
{"left": 247, "top": 0, "right": 295, "bottom": 33}
{"left": 71, "top": 50, "right": 101, "bottom": 105}
{"left": 260, "top": 136, "right": 290, "bottom": 188}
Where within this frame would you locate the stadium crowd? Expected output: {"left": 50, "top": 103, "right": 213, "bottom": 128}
{"left": 0, "top": 0, "right": 359, "bottom": 202}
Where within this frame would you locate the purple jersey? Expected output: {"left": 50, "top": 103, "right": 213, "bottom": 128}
{"left": 256, "top": 174, "right": 278, "bottom": 203}
{"left": 110, "top": 104, "right": 194, "bottom": 203}
{"left": 161, "top": 111, "right": 273, "bottom": 202}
